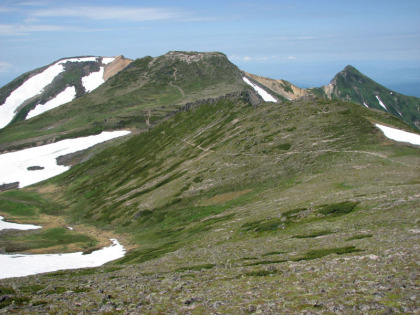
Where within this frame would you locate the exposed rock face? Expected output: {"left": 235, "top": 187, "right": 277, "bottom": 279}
{"left": 244, "top": 72, "right": 307, "bottom": 100}
{"left": 0, "top": 182, "right": 19, "bottom": 192}
{"left": 27, "top": 166, "right": 44, "bottom": 171}
{"left": 103, "top": 55, "right": 133, "bottom": 81}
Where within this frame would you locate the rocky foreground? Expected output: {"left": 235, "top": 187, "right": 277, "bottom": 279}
{"left": 0, "top": 226, "right": 418, "bottom": 314}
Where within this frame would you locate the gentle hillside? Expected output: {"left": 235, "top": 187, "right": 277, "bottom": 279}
{"left": 309, "top": 65, "right": 420, "bottom": 130}
{"left": 0, "top": 92, "right": 418, "bottom": 312}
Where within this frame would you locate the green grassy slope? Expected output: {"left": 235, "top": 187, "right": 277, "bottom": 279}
{"left": 1, "top": 94, "right": 418, "bottom": 312}
{"left": 0, "top": 52, "right": 248, "bottom": 152}
{"left": 309, "top": 65, "right": 420, "bottom": 130}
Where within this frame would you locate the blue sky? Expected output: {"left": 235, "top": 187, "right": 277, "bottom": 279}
{"left": 1, "top": 0, "right": 420, "bottom": 95}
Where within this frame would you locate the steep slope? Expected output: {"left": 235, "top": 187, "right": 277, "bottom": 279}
{"left": 0, "top": 51, "right": 253, "bottom": 152}
{"left": 1, "top": 95, "right": 418, "bottom": 312}
{"left": 309, "top": 65, "right": 420, "bottom": 130}
{"left": 0, "top": 56, "right": 132, "bottom": 129}
{"left": 244, "top": 71, "right": 308, "bottom": 100}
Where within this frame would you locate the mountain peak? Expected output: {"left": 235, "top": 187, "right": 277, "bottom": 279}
{"left": 310, "top": 64, "right": 420, "bottom": 130}
{"left": 333, "top": 65, "right": 364, "bottom": 82}
{"left": 163, "top": 51, "right": 227, "bottom": 63}
{"left": 343, "top": 65, "right": 358, "bottom": 72}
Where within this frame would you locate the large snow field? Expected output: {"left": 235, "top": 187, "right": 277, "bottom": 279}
{"left": 0, "top": 130, "right": 131, "bottom": 187}
{"left": 0, "top": 216, "right": 41, "bottom": 231}
{"left": 0, "top": 238, "right": 125, "bottom": 279}
{"left": 375, "top": 124, "right": 420, "bottom": 146}
{"left": 242, "top": 77, "right": 277, "bottom": 102}
{"left": 26, "top": 86, "right": 76, "bottom": 119}
{"left": 82, "top": 67, "right": 106, "bottom": 92}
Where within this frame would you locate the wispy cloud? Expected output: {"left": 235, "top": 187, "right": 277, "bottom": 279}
{"left": 0, "top": 7, "right": 15, "bottom": 13}
{"left": 0, "top": 24, "right": 75, "bottom": 36}
{"left": 275, "top": 36, "right": 316, "bottom": 41}
{"left": 15, "top": 1, "right": 49, "bottom": 5}
{"left": 32, "top": 6, "right": 185, "bottom": 22}
{"left": 229, "top": 55, "right": 281, "bottom": 62}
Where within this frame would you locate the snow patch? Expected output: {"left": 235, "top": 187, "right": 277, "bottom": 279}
{"left": 0, "top": 238, "right": 125, "bottom": 279}
{"left": 375, "top": 124, "right": 420, "bottom": 146}
{"left": 0, "top": 216, "right": 41, "bottom": 231}
{"left": 363, "top": 102, "right": 369, "bottom": 108}
{"left": 0, "top": 130, "right": 131, "bottom": 188}
{"left": 82, "top": 67, "right": 105, "bottom": 92}
{"left": 242, "top": 77, "right": 277, "bottom": 102}
{"left": 102, "top": 57, "right": 115, "bottom": 65}
{"left": 26, "top": 86, "right": 76, "bottom": 119}
{"left": 0, "top": 56, "right": 103, "bottom": 129}
{"left": 62, "top": 57, "right": 97, "bottom": 63}
{"left": 0, "top": 63, "right": 65, "bottom": 128}
{"left": 375, "top": 95, "right": 387, "bottom": 110}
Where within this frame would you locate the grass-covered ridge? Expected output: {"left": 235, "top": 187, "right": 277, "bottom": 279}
{"left": 10, "top": 94, "right": 416, "bottom": 263}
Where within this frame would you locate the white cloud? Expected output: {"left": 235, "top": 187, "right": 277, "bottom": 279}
{"left": 0, "top": 61, "right": 13, "bottom": 73}
{"left": 229, "top": 55, "right": 284, "bottom": 62}
{"left": 229, "top": 55, "right": 252, "bottom": 62}
{"left": 288, "top": 56, "right": 297, "bottom": 60}
{"left": 32, "top": 6, "right": 184, "bottom": 22}
{"left": 23, "top": 17, "right": 41, "bottom": 24}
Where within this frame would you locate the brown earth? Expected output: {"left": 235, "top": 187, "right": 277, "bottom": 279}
{"left": 244, "top": 72, "right": 308, "bottom": 100}
{"left": 103, "top": 55, "right": 133, "bottom": 81}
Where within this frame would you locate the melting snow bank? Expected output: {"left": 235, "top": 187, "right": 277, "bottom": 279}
{"left": 0, "top": 61, "right": 66, "bottom": 128}
{"left": 0, "top": 130, "right": 131, "bottom": 187}
{"left": 242, "top": 77, "right": 277, "bottom": 102}
{"left": 82, "top": 57, "right": 115, "bottom": 92}
{"left": 26, "top": 86, "right": 76, "bottom": 119}
{"left": 0, "top": 216, "right": 41, "bottom": 231}
{"left": 375, "top": 124, "right": 420, "bottom": 146}
{"left": 0, "top": 56, "right": 115, "bottom": 128}
{"left": 0, "top": 239, "right": 125, "bottom": 279}
{"left": 82, "top": 67, "right": 106, "bottom": 92}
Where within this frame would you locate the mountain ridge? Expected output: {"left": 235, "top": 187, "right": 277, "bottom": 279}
{"left": 0, "top": 51, "right": 419, "bottom": 313}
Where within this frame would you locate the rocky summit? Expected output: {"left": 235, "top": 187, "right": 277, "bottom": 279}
{"left": 0, "top": 51, "right": 419, "bottom": 314}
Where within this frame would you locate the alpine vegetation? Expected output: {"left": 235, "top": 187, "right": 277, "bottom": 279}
{"left": 0, "top": 51, "right": 418, "bottom": 314}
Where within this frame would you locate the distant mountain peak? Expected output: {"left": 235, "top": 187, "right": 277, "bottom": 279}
{"left": 343, "top": 65, "right": 358, "bottom": 72}
{"left": 308, "top": 65, "right": 420, "bottom": 130}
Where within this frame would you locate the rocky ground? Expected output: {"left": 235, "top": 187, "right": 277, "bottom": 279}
{"left": 0, "top": 225, "right": 418, "bottom": 314}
